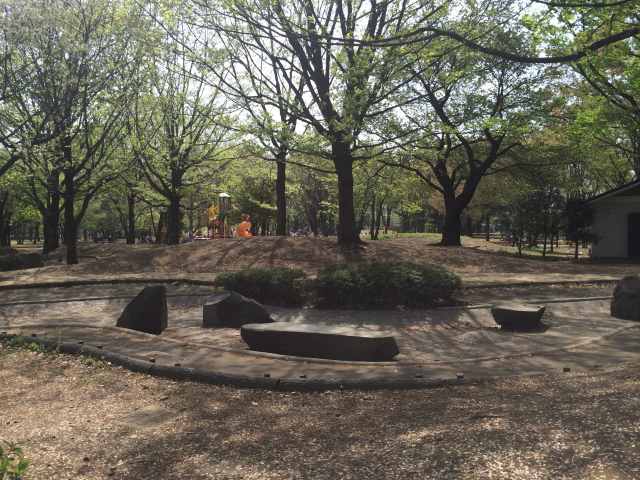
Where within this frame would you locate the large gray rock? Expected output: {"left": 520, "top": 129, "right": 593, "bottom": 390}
{"left": 491, "top": 303, "right": 546, "bottom": 331}
{"left": 117, "top": 286, "right": 168, "bottom": 335}
{"left": 241, "top": 322, "right": 400, "bottom": 362}
{"left": 203, "top": 291, "right": 273, "bottom": 328}
{"left": 611, "top": 275, "right": 640, "bottom": 321}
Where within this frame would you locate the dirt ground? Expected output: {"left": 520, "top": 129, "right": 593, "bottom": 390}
{"left": 5, "top": 236, "right": 640, "bottom": 280}
{"left": 2, "top": 343, "right": 639, "bottom": 480}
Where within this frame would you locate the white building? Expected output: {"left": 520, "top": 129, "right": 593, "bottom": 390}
{"left": 589, "top": 179, "right": 640, "bottom": 258}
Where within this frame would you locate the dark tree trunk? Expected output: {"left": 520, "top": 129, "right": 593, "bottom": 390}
{"left": 374, "top": 199, "right": 384, "bottom": 239}
{"left": 485, "top": 214, "right": 491, "bottom": 241}
{"left": 63, "top": 167, "right": 78, "bottom": 265}
{"left": 166, "top": 196, "right": 181, "bottom": 245}
{"left": 369, "top": 197, "right": 376, "bottom": 239}
{"left": 126, "top": 193, "right": 136, "bottom": 244}
{"left": 441, "top": 202, "right": 463, "bottom": 246}
{"left": 155, "top": 211, "right": 166, "bottom": 244}
{"left": 384, "top": 205, "right": 392, "bottom": 234}
{"left": 0, "top": 191, "right": 10, "bottom": 247}
{"left": 275, "top": 153, "right": 287, "bottom": 236}
{"left": 33, "top": 223, "right": 40, "bottom": 244}
{"left": 42, "top": 170, "right": 61, "bottom": 255}
{"left": 332, "top": 142, "right": 360, "bottom": 246}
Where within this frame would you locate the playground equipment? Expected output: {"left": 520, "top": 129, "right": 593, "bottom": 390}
{"left": 208, "top": 193, "right": 232, "bottom": 238}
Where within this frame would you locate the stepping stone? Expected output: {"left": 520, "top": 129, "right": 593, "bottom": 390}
{"left": 491, "top": 304, "right": 546, "bottom": 331}
{"left": 241, "top": 322, "right": 400, "bottom": 362}
{"left": 203, "top": 291, "right": 273, "bottom": 328}
{"left": 117, "top": 286, "right": 168, "bottom": 335}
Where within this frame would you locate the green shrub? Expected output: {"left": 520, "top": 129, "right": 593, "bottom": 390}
{"left": 0, "top": 253, "right": 44, "bottom": 272}
{"left": 214, "top": 267, "right": 307, "bottom": 306}
{"left": 0, "top": 442, "right": 29, "bottom": 480}
{"left": 315, "top": 262, "right": 461, "bottom": 308}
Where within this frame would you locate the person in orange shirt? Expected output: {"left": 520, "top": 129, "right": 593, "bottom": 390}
{"left": 237, "top": 214, "right": 253, "bottom": 238}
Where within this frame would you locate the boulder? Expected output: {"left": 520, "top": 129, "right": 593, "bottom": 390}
{"left": 203, "top": 291, "right": 273, "bottom": 328}
{"left": 241, "top": 322, "right": 400, "bottom": 361}
{"left": 491, "top": 304, "right": 546, "bottom": 331}
{"left": 117, "top": 286, "right": 168, "bottom": 335}
{"left": 0, "top": 252, "right": 44, "bottom": 271}
{"left": 611, "top": 275, "right": 640, "bottom": 321}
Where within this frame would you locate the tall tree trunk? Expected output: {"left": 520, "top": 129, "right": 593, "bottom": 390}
{"left": 63, "top": 168, "right": 78, "bottom": 265}
{"left": 156, "top": 210, "right": 166, "bottom": 244}
{"left": 332, "top": 142, "right": 359, "bottom": 246}
{"left": 485, "top": 214, "right": 491, "bottom": 241}
{"left": 441, "top": 200, "right": 463, "bottom": 246}
{"left": 374, "top": 199, "right": 384, "bottom": 239}
{"left": 42, "top": 170, "right": 61, "bottom": 255}
{"left": 384, "top": 205, "right": 392, "bottom": 234}
{"left": 0, "top": 191, "right": 10, "bottom": 247}
{"left": 33, "top": 223, "right": 40, "bottom": 244}
{"left": 166, "top": 196, "right": 181, "bottom": 245}
{"left": 369, "top": 196, "right": 376, "bottom": 239}
{"left": 126, "top": 193, "right": 135, "bottom": 245}
{"left": 275, "top": 152, "right": 287, "bottom": 236}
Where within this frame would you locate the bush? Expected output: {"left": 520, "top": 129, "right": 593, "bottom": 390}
{"left": 315, "top": 261, "right": 461, "bottom": 308}
{"left": 214, "top": 267, "right": 307, "bottom": 306}
{"left": 0, "top": 253, "right": 44, "bottom": 272}
{"left": 0, "top": 441, "right": 29, "bottom": 480}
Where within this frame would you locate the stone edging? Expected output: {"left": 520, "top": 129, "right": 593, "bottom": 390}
{"left": 0, "top": 276, "right": 621, "bottom": 292}
{"left": 2, "top": 331, "right": 564, "bottom": 391}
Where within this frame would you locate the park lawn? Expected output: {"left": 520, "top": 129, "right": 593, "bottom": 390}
{"left": 2, "top": 342, "right": 639, "bottom": 480}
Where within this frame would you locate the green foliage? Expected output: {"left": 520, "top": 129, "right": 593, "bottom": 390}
{"left": 0, "top": 253, "right": 44, "bottom": 272}
{"left": 214, "top": 267, "right": 307, "bottom": 306}
{"left": 0, "top": 441, "right": 29, "bottom": 480}
{"left": 315, "top": 262, "right": 461, "bottom": 308}
{"left": 3, "top": 336, "right": 46, "bottom": 353}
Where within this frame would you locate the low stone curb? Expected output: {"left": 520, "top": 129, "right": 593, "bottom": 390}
{"left": 1, "top": 332, "right": 466, "bottom": 391}
{"left": 1, "top": 326, "right": 630, "bottom": 392}
{"left": 0, "top": 277, "right": 219, "bottom": 292}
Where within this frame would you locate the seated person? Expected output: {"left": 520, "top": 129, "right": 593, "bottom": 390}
{"left": 237, "top": 214, "right": 253, "bottom": 238}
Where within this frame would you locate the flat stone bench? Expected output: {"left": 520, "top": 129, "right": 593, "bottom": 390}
{"left": 491, "top": 304, "right": 546, "bottom": 331}
{"left": 241, "top": 322, "right": 400, "bottom": 362}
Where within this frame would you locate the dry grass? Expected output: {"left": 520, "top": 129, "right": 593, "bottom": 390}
{"left": 2, "top": 342, "right": 640, "bottom": 480}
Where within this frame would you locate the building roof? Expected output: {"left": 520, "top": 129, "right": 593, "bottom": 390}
{"left": 587, "top": 179, "right": 640, "bottom": 204}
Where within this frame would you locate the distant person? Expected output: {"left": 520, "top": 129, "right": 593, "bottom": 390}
{"left": 237, "top": 214, "right": 253, "bottom": 238}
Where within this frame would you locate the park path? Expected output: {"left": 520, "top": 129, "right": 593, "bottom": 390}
{"left": 2, "top": 289, "right": 639, "bottom": 389}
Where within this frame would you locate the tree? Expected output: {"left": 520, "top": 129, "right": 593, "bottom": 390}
{"left": 1, "top": 0, "right": 144, "bottom": 263}
{"left": 131, "top": 24, "right": 233, "bottom": 245}
{"left": 386, "top": 31, "right": 546, "bottom": 245}
{"left": 199, "top": 0, "right": 437, "bottom": 246}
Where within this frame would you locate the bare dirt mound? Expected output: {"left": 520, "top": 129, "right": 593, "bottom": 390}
{"left": 24, "top": 236, "right": 640, "bottom": 278}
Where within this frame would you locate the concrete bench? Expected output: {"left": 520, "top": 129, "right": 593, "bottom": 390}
{"left": 241, "top": 322, "right": 400, "bottom": 362}
{"left": 491, "top": 304, "right": 546, "bottom": 331}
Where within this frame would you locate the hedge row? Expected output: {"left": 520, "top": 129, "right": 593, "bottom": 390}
{"left": 213, "top": 262, "right": 461, "bottom": 308}
{"left": 0, "top": 253, "right": 44, "bottom": 272}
